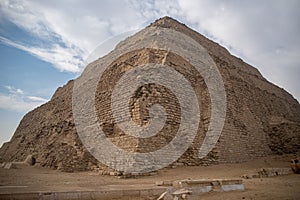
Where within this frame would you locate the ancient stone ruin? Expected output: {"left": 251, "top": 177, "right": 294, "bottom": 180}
{"left": 0, "top": 17, "right": 299, "bottom": 173}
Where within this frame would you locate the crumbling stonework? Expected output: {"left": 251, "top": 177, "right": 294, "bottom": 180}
{"left": 0, "top": 17, "right": 299, "bottom": 172}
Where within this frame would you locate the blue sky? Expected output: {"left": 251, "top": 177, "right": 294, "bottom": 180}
{"left": 0, "top": 0, "right": 299, "bottom": 146}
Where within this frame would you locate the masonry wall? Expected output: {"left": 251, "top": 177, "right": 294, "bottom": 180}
{"left": 0, "top": 17, "right": 299, "bottom": 172}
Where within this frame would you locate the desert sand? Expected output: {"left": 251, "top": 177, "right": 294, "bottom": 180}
{"left": 0, "top": 153, "right": 299, "bottom": 199}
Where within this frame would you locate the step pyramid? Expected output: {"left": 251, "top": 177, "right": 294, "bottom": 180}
{"left": 1, "top": 17, "right": 299, "bottom": 173}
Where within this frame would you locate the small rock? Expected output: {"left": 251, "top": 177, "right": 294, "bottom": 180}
{"left": 181, "top": 194, "right": 188, "bottom": 199}
{"left": 24, "top": 155, "right": 36, "bottom": 166}
{"left": 4, "top": 162, "right": 15, "bottom": 169}
{"left": 172, "top": 188, "right": 192, "bottom": 196}
{"left": 157, "top": 191, "right": 173, "bottom": 200}
{"left": 109, "top": 171, "right": 118, "bottom": 176}
{"left": 156, "top": 181, "right": 164, "bottom": 186}
{"left": 157, "top": 191, "right": 167, "bottom": 200}
{"left": 290, "top": 158, "right": 300, "bottom": 174}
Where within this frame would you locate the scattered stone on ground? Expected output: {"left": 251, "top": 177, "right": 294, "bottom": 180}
{"left": 242, "top": 167, "right": 293, "bottom": 179}
{"left": 0, "top": 154, "right": 299, "bottom": 200}
{"left": 290, "top": 158, "right": 300, "bottom": 174}
{"left": 23, "top": 154, "right": 36, "bottom": 166}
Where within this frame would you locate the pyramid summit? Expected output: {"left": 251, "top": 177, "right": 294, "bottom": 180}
{"left": 0, "top": 17, "right": 299, "bottom": 173}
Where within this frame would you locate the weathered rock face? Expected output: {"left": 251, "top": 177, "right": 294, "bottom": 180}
{"left": 0, "top": 17, "right": 299, "bottom": 172}
{"left": 0, "top": 81, "right": 99, "bottom": 172}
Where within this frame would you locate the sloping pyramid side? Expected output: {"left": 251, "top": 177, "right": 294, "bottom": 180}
{"left": 0, "top": 17, "right": 299, "bottom": 172}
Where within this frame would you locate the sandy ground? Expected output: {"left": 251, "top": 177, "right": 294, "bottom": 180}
{"left": 0, "top": 154, "right": 299, "bottom": 199}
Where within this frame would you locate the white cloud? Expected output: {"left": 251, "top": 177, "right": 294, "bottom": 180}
{"left": 0, "top": 0, "right": 55, "bottom": 39}
{"left": 176, "top": 0, "right": 300, "bottom": 101}
{"left": 0, "top": 0, "right": 299, "bottom": 101}
{"left": 128, "top": 0, "right": 182, "bottom": 20}
{"left": 0, "top": 86, "right": 48, "bottom": 112}
{"left": 5, "top": 85, "right": 24, "bottom": 94}
{"left": 0, "top": 36, "right": 83, "bottom": 72}
{"left": 0, "top": 0, "right": 146, "bottom": 73}
{"left": 27, "top": 96, "right": 48, "bottom": 102}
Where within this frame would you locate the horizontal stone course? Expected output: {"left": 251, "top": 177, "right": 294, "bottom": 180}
{"left": 0, "top": 16, "right": 299, "bottom": 173}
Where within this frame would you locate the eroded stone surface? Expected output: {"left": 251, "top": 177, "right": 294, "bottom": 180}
{"left": 0, "top": 17, "right": 299, "bottom": 172}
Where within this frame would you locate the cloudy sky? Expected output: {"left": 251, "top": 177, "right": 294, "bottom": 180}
{"left": 0, "top": 0, "right": 299, "bottom": 146}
